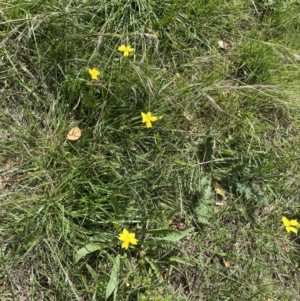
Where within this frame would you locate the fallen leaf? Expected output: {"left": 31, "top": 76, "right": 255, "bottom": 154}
{"left": 212, "top": 181, "right": 226, "bottom": 198}
{"left": 282, "top": 237, "right": 290, "bottom": 253}
{"left": 283, "top": 243, "right": 290, "bottom": 253}
{"left": 218, "top": 40, "right": 229, "bottom": 49}
{"left": 223, "top": 258, "right": 232, "bottom": 268}
{"left": 293, "top": 54, "right": 300, "bottom": 61}
{"left": 162, "top": 267, "right": 169, "bottom": 281}
{"left": 169, "top": 217, "right": 187, "bottom": 231}
{"left": 183, "top": 111, "right": 193, "bottom": 121}
{"left": 67, "top": 127, "right": 81, "bottom": 141}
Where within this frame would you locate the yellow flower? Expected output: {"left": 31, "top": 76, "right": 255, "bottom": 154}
{"left": 118, "top": 228, "right": 138, "bottom": 250}
{"left": 141, "top": 112, "right": 161, "bottom": 128}
{"left": 118, "top": 44, "right": 134, "bottom": 57}
{"left": 282, "top": 216, "right": 300, "bottom": 234}
{"left": 88, "top": 68, "right": 100, "bottom": 80}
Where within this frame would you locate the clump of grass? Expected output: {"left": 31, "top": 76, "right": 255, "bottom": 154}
{"left": 2, "top": 0, "right": 300, "bottom": 300}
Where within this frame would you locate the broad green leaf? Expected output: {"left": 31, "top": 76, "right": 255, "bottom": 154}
{"left": 195, "top": 176, "right": 215, "bottom": 224}
{"left": 196, "top": 205, "right": 212, "bottom": 224}
{"left": 74, "top": 243, "right": 101, "bottom": 263}
{"left": 146, "top": 228, "right": 179, "bottom": 235}
{"left": 162, "top": 227, "right": 194, "bottom": 242}
{"left": 105, "top": 255, "right": 120, "bottom": 300}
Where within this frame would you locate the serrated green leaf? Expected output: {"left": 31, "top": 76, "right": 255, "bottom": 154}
{"left": 196, "top": 212, "right": 209, "bottom": 224}
{"left": 105, "top": 255, "right": 120, "bottom": 300}
{"left": 74, "top": 243, "right": 101, "bottom": 263}
{"left": 195, "top": 176, "right": 215, "bottom": 224}
{"left": 202, "top": 183, "right": 214, "bottom": 204}
{"left": 200, "top": 175, "right": 210, "bottom": 187}
{"left": 196, "top": 201, "right": 214, "bottom": 224}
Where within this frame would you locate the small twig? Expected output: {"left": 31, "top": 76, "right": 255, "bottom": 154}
{"left": 222, "top": 85, "right": 277, "bottom": 91}
{"left": 250, "top": 0, "right": 259, "bottom": 15}
{"left": 202, "top": 92, "right": 224, "bottom": 112}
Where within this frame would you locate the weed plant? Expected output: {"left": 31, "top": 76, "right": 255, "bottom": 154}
{"left": 1, "top": 0, "right": 300, "bottom": 300}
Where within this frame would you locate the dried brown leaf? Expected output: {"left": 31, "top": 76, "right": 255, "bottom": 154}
{"left": 67, "top": 127, "right": 81, "bottom": 141}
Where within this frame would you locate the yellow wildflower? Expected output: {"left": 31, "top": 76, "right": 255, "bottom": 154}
{"left": 282, "top": 216, "right": 300, "bottom": 234}
{"left": 118, "top": 44, "right": 134, "bottom": 57}
{"left": 141, "top": 112, "right": 161, "bottom": 128}
{"left": 88, "top": 68, "right": 100, "bottom": 80}
{"left": 118, "top": 229, "right": 138, "bottom": 250}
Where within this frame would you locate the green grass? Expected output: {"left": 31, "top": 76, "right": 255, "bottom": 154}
{"left": 2, "top": 0, "right": 300, "bottom": 300}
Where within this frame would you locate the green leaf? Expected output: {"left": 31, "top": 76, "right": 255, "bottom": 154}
{"left": 195, "top": 176, "right": 215, "bottom": 224}
{"left": 110, "top": 196, "right": 120, "bottom": 217}
{"left": 174, "top": 159, "right": 194, "bottom": 167}
{"left": 164, "top": 209, "right": 180, "bottom": 228}
{"left": 90, "top": 232, "right": 115, "bottom": 242}
{"left": 105, "top": 255, "right": 120, "bottom": 300}
{"left": 196, "top": 204, "right": 213, "bottom": 224}
{"left": 74, "top": 243, "right": 101, "bottom": 264}
{"left": 86, "top": 263, "right": 99, "bottom": 282}
{"left": 146, "top": 228, "right": 179, "bottom": 235}
{"left": 169, "top": 256, "right": 193, "bottom": 266}
{"left": 198, "top": 130, "right": 214, "bottom": 162}
{"left": 147, "top": 227, "right": 194, "bottom": 242}
{"left": 163, "top": 227, "right": 194, "bottom": 242}
{"left": 166, "top": 209, "right": 179, "bottom": 221}
{"left": 145, "top": 256, "right": 162, "bottom": 281}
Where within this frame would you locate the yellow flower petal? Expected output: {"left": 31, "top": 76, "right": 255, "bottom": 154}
{"left": 287, "top": 226, "right": 298, "bottom": 234}
{"left": 150, "top": 116, "right": 158, "bottom": 122}
{"left": 141, "top": 112, "right": 148, "bottom": 122}
{"left": 282, "top": 216, "right": 290, "bottom": 227}
{"left": 118, "top": 45, "right": 134, "bottom": 56}
{"left": 118, "top": 228, "right": 138, "bottom": 250}
{"left": 122, "top": 240, "right": 130, "bottom": 250}
{"left": 141, "top": 111, "right": 161, "bottom": 128}
{"left": 128, "top": 233, "right": 138, "bottom": 245}
{"left": 289, "top": 219, "right": 299, "bottom": 227}
{"left": 118, "top": 228, "right": 129, "bottom": 240}
{"left": 127, "top": 46, "right": 134, "bottom": 52}
{"left": 118, "top": 44, "right": 127, "bottom": 52}
{"left": 88, "top": 68, "right": 100, "bottom": 80}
